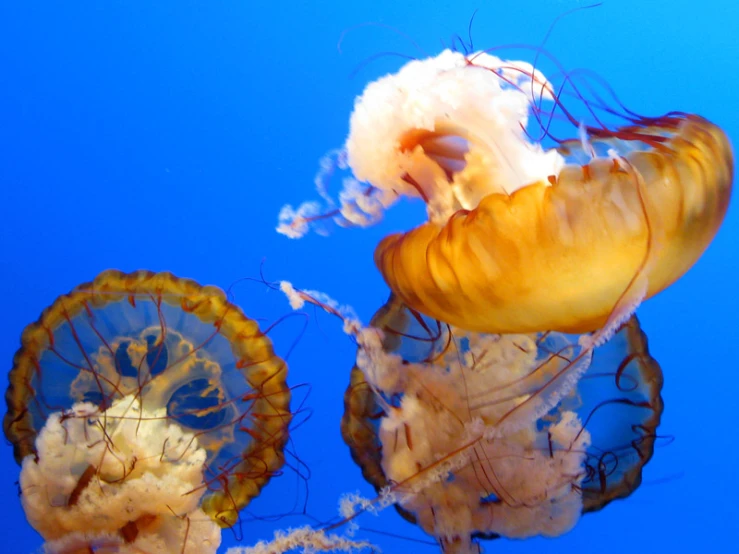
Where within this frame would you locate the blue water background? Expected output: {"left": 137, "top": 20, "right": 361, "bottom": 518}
{"left": 0, "top": 1, "right": 737, "bottom": 552}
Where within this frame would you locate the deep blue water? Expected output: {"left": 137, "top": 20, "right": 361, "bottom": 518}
{"left": 0, "top": 1, "right": 737, "bottom": 553}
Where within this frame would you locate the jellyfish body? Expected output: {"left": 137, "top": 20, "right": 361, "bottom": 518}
{"left": 3, "top": 270, "right": 292, "bottom": 551}
{"left": 280, "top": 50, "right": 733, "bottom": 334}
{"left": 341, "top": 295, "right": 664, "bottom": 552}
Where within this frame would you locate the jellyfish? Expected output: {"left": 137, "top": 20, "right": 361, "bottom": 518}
{"left": 278, "top": 49, "right": 733, "bottom": 334}
{"left": 3, "top": 269, "right": 292, "bottom": 553}
{"left": 340, "top": 295, "right": 664, "bottom": 553}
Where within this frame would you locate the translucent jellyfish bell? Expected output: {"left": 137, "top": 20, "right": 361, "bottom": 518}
{"left": 341, "top": 295, "right": 664, "bottom": 552}
{"left": 4, "top": 270, "right": 292, "bottom": 553}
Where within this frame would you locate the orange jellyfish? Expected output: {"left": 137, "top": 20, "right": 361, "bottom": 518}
{"left": 341, "top": 295, "right": 664, "bottom": 553}
{"left": 279, "top": 49, "right": 732, "bottom": 334}
{"left": 3, "top": 270, "right": 291, "bottom": 554}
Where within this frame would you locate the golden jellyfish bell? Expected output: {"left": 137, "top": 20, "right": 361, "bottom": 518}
{"left": 341, "top": 294, "right": 664, "bottom": 549}
{"left": 4, "top": 269, "right": 291, "bottom": 545}
{"left": 317, "top": 50, "right": 732, "bottom": 334}
{"left": 373, "top": 113, "right": 732, "bottom": 334}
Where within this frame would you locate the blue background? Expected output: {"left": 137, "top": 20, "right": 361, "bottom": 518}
{"left": 0, "top": 1, "right": 736, "bottom": 553}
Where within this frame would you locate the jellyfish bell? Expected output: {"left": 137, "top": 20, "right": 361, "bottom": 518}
{"left": 3, "top": 269, "right": 292, "bottom": 553}
{"left": 341, "top": 295, "right": 664, "bottom": 552}
{"left": 371, "top": 110, "right": 732, "bottom": 334}
{"left": 279, "top": 49, "right": 733, "bottom": 334}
